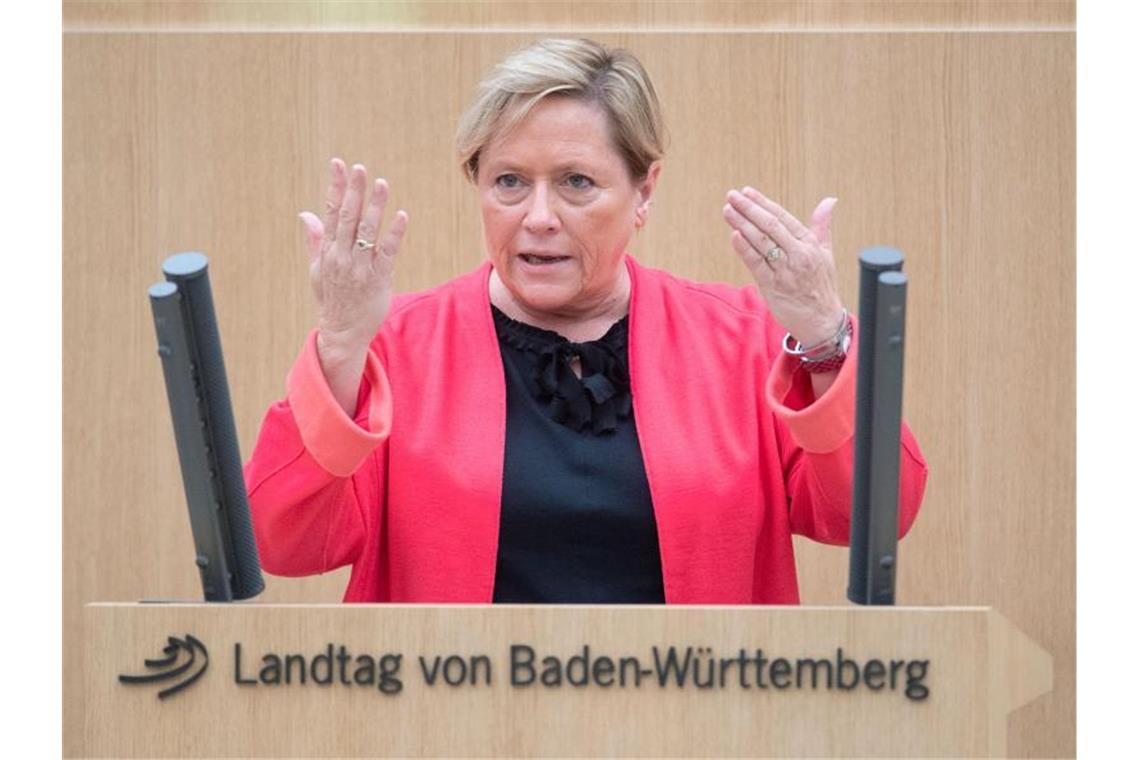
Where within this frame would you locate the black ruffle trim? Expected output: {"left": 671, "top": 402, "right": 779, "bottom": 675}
{"left": 492, "top": 306, "right": 632, "bottom": 435}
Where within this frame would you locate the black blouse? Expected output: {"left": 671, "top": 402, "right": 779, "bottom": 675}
{"left": 490, "top": 306, "right": 666, "bottom": 604}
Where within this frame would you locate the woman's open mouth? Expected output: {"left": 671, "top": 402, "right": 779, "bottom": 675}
{"left": 519, "top": 253, "right": 571, "bottom": 266}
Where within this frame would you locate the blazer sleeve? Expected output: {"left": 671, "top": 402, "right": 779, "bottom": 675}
{"left": 242, "top": 330, "right": 392, "bottom": 576}
{"left": 763, "top": 316, "right": 928, "bottom": 545}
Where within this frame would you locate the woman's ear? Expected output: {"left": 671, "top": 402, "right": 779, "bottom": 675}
{"left": 635, "top": 161, "right": 662, "bottom": 228}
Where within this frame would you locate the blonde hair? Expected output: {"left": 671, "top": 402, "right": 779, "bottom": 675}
{"left": 456, "top": 38, "right": 666, "bottom": 182}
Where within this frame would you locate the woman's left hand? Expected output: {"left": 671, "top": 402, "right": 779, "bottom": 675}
{"left": 722, "top": 187, "right": 845, "bottom": 347}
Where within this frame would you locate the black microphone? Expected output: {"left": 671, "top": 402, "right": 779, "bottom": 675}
{"left": 847, "top": 247, "right": 908, "bottom": 605}
{"left": 150, "top": 252, "right": 264, "bottom": 601}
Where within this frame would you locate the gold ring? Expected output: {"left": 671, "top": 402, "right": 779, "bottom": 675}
{"left": 763, "top": 245, "right": 784, "bottom": 263}
{"left": 354, "top": 238, "right": 377, "bottom": 252}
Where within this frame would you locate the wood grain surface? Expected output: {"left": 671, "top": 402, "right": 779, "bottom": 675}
{"left": 63, "top": 0, "right": 1076, "bottom": 30}
{"left": 63, "top": 17, "right": 1075, "bottom": 759}
{"left": 83, "top": 604, "right": 1051, "bottom": 757}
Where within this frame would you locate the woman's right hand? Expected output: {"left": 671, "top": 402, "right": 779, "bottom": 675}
{"left": 298, "top": 159, "right": 408, "bottom": 415}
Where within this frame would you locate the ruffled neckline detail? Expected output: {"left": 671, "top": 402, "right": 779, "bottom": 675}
{"left": 492, "top": 306, "right": 632, "bottom": 435}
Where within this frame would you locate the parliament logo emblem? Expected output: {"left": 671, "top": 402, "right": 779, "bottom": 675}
{"left": 119, "top": 634, "right": 209, "bottom": 699}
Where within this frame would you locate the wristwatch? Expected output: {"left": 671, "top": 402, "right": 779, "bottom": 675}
{"left": 782, "top": 310, "right": 852, "bottom": 374}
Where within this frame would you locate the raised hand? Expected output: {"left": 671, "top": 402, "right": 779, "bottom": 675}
{"left": 298, "top": 158, "right": 408, "bottom": 414}
{"left": 300, "top": 158, "right": 409, "bottom": 352}
{"left": 722, "top": 187, "right": 844, "bottom": 348}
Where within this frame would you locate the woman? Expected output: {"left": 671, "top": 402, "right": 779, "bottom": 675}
{"left": 244, "top": 38, "right": 927, "bottom": 604}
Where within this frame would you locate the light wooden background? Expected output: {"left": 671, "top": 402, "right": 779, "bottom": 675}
{"left": 63, "top": 2, "right": 1075, "bottom": 757}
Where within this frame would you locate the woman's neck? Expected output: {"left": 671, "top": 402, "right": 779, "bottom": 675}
{"left": 488, "top": 266, "right": 630, "bottom": 343}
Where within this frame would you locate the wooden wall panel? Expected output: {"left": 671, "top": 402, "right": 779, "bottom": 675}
{"left": 64, "top": 1, "right": 1076, "bottom": 30}
{"left": 63, "top": 27, "right": 1074, "bottom": 758}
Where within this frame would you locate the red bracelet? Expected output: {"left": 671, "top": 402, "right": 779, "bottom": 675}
{"left": 799, "top": 351, "right": 847, "bottom": 374}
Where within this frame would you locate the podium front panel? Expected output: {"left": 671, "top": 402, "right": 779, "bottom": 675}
{"left": 82, "top": 604, "right": 1049, "bottom": 757}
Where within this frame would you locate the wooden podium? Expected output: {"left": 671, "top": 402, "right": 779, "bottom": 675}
{"left": 81, "top": 604, "right": 1051, "bottom": 757}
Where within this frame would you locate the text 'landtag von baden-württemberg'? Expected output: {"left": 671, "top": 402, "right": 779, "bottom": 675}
{"left": 233, "top": 643, "right": 931, "bottom": 701}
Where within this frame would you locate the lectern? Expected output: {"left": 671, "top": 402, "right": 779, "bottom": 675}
{"left": 82, "top": 604, "right": 1051, "bottom": 757}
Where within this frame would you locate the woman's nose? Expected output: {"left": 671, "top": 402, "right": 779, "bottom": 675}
{"left": 522, "top": 184, "right": 561, "bottom": 234}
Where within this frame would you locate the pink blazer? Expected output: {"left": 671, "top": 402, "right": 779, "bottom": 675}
{"left": 244, "top": 256, "right": 927, "bottom": 603}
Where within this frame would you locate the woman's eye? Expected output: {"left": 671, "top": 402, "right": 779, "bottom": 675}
{"left": 495, "top": 174, "right": 521, "bottom": 189}
{"left": 566, "top": 174, "right": 594, "bottom": 190}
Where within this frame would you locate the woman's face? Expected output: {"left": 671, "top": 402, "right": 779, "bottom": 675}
{"left": 478, "top": 97, "right": 659, "bottom": 320}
